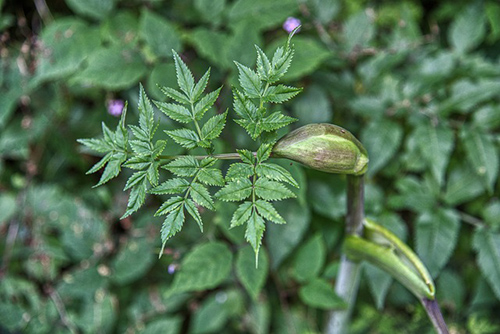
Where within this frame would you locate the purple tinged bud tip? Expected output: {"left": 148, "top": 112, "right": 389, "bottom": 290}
{"left": 283, "top": 17, "right": 301, "bottom": 33}
{"left": 107, "top": 99, "right": 124, "bottom": 117}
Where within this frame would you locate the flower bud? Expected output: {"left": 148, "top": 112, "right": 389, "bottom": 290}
{"left": 272, "top": 123, "right": 369, "bottom": 175}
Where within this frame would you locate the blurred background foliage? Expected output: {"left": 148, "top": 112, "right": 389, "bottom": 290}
{"left": 1, "top": 0, "right": 500, "bottom": 333}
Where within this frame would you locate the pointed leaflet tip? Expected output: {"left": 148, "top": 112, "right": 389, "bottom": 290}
{"left": 172, "top": 50, "right": 195, "bottom": 99}
{"left": 287, "top": 25, "right": 300, "bottom": 47}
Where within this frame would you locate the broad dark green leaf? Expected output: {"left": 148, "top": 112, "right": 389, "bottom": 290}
{"left": 111, "top": 237, "right": 155, "bottom": 285}
{"left": 170, "top": 242, "right": 232, "bottom": 293}
{"left": 0, "top": 193, "right": 16, "bottom": 224}
{"left": 187, "top": 28, "right": 230, "bottom": 68}
{"left": 142, "top": 317, "right": 182, "bottom": 334}
{"left": 414, "top": 121, "right": 454, "bottom": 187}
{"left": 444, "top": 162, "right": 485, "bottom": 205}
{"left": 449, "top": 4, "right": 486, "bottom": 53}
{"left": 364, "top": 263, "right": 393, "bottom": 310}
{"left": 292, "top": 234, "right": 326, "bottom": 283}
{"left": 72, "top": 46, "right": 147, "bottom": 89}
{"left": 361, "top": 119, "right": 403, "bottom": 175}
{"left": 473, "top": 229, "right": 500, "bottom": 300}
{"left": 343, "top": 11, "right": 375, "bottom": 53}
{"left": 267, "top": 201, "right": 310, "bottom": 268}
{"left": 228, "top": 0, "right": 297, "bottom": 30}
{"left": 298, "top": 278, "right": 346, "bottom": 310}
{"left": 236, "top": 246, "right": 269, "bottom": 299}
{"left": 189, "top": 290, "right": 243, "bottom": 334}
{"left": 439, "top": 80, "right": 500, "bottom": 116}
{"left": 416, "top": 208, "right": 460, "bottom": 277}
{"left": 35, "top": 19, "right": 99, "bottom": 82}
{"left": 270, "top": 37, "right": 330, "bottom": 81}
{"left": 461, "top": 126, "right": 499, "bottom": 193}
{"left": 436, "top": 270, "right": 466, "bottom": 311}
{"left": 140, "top": 9, "right": 181, "bottom": 58}
{"left": 65, "top": 0, "right": 114, "bottom": 20}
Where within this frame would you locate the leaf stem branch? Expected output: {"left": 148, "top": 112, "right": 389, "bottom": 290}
{"left": 327, "top": 175, "right": 365, "bottom": 334}
{"left": 46, "top": 285, "right": 78, "bottom": 334}
{"left": 157, "top": 152, "right": 259, "bottom": 161}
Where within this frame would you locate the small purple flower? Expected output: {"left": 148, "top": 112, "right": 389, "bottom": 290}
{"left": 168, "top": 264, "right": 176, "bottom": 274}
{"left": 107, "top": 99, "right": 124, "bottom": 117}
{"left": 283, "top": 17, "right": 301, "bottom": 33}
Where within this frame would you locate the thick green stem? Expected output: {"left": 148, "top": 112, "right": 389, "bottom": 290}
{"left": 326, "top": 175, "right": 364, "bottom": 334}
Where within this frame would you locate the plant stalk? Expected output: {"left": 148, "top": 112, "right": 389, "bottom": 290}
{"left": 326, "top": 175, "right": 364, "bottom": 334}
{"left": 421, "top": 298, "right": 449, "bottom": 334}
{"left": 158, "top": 152, "right": 259, "bottom": 161}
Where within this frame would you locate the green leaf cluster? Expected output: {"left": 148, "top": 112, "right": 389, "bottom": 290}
{"left": 157, "top": 51, "right": 225, "bottom": 151}
{"left": 232, "top": 31, "right": 301, "bottom": 140}
{"left": 216, "top": 143, "right": 298, "bottom": 260}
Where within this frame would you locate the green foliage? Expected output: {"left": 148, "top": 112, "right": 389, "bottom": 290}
{"left": 79, "top": 38, "right": 299, "bottom": 258}
{"left": 299, "top": 278, "right": 347, "bottom": 310}
{"left": 235, "top": 246, "right": 269, "bottom": 300}
{"left": 2, "top": 0, "right": 500, "bottom": 332}
{"left": 169, "top": 242, "right": 233, "bottom": 294}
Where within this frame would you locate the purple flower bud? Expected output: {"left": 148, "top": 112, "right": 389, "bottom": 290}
{"left": 167, "top": 264, "right": 176, "bottom": 274}
{"left": 283, "top": 17, "right": 301, "bottom": 33}
{"left": 107, "top": 99, "right": 124, "bottom": 117}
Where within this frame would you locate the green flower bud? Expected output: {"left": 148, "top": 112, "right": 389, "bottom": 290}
{"left": 272, "top": 123, "right": 369, "bottom": 175}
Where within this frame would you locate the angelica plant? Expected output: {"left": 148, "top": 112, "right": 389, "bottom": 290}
{"left": 79, "top": 28, "right": 450, "bottom": 334}
{"left": 79, "top": 29, "right": 302, "bottom": 260}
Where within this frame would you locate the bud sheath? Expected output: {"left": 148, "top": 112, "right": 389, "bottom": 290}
{"left": 272, "top": 123, "right": 369, "bottom": 175}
